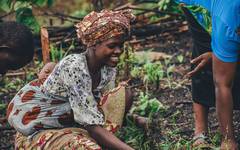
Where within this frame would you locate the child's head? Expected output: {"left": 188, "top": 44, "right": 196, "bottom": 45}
{"left": 38, "top": 62, "right": 56, "bottom": 81}
{"left": 0, "top": 22, "right": 34, "bottom": 75}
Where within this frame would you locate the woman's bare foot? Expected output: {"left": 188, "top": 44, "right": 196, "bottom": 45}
{"left": 220, "top": 139, "right": 239, "bottom": 150}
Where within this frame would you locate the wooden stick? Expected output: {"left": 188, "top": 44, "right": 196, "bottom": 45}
{"left": 41, "top": 27, "right": 51, "bottom": 64}
{"left": 5, "top": 72, "right": 26, "bottom": 77}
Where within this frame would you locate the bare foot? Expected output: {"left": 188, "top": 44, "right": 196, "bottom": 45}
{"left": 220, "top": 139, "right": 239, "bottom": 150}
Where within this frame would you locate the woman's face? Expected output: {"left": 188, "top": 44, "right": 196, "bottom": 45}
{"left": 94, "top": 36, "right": 125, "bottom": 67}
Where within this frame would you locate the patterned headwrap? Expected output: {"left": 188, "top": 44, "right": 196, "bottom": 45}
{"left": 75, "top": 9, "right": 135, "bottom": 47}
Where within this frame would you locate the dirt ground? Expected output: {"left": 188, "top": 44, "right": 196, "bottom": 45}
{"left": 127, "top": 25, "right": 240, "bottom": 149}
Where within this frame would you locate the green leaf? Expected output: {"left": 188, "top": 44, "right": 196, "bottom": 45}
{"left": 149, "top": 98, "right": 164, "bottom": 113}
{"left": 14, "top": 1, "right": 31, "bottom": 10}
{"left": 71, "top": 10, "right": 88, "bottom": 18}
{"left": 47, "top": 0, "right": 54, "bottom": 7}
{"left": 0, "top": 0, "right": 12, "bottom": 12}
{"left": 16, "top": 7, "right": 40, "bottom": 34}
{"left": 177, "top": 55, "right": 184, "bottom": 63}
{"left": 0, "top": 103, "right": 7, "bottom": 111}
{"left": 32, "top": 0, "right": 46, "bottom": 7}
{"left": 139, "top": 101, "right": 148, "bottom": 111}
{"left": 130, "top": 67, "right": 142, "bottom": 78}
{"left": 167, "top": 65, "right": 175, "bottom": 75}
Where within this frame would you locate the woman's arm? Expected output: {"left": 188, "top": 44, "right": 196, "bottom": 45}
{"left": 86, "top": 125, "right": 134, "bottom": 150}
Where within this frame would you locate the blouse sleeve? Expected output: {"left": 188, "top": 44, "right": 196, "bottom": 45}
{"left": 60, "top": 56, "right": 104, "bottom": 126}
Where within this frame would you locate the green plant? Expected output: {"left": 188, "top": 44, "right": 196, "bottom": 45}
{"left": 211, "top": 131, "right": 221, "bottom": 147}
{"left": 166, "top": 64, "right": 175, "bottom": 88}
{"left": 0, "top": 0, "right": 54, "bottom": 34}
{"left": 71, "top": 9, "right": 88, "bottom": 18}
{"left": 143, "top": 62, "right": 164, "bottom": 90}
{"left": 50, "top": 40, "right": 77, "bottom": 62}
{"left": 50, "top": 44, "right": 63, "bottom": 62}
{"left": 116, "top": 117, "right": 151, "bottom": 150}
{"left": 117, "top": 44, "right": 139, "bottom": 79}
{"left": 177, "top": 54, "right": 184, "bottom": 63}
{"left": 130, "top": 66, "right": 142, "bottom": 78}
{"left": 158, "top": 0, "right": 182, "bottom": 14}
{"left": 0, "top": 103, "right": 7, "bottom": 114}
{"left": 158, "top": 0, "right": 171, "bottom": 11}
{"left": 131, "top": 92, "right": 166, "bottom": 117}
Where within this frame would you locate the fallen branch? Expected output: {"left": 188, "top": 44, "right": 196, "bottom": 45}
{"left": 133, "top": 0, "right": 159, "bottom": 4}
{"left": 5, "top": 72, "right": 26, "bottom": 77}
{"left": 115, "top": 4, "right": 183, "bottom": 17}
{"left": 40, "top": 11, "right": 82, "bottom": 22}
{"left": 0, "top": 11, "right": 15, "bottom": 19}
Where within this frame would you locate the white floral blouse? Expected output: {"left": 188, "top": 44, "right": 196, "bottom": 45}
{"left": 42, "top": 53, "right": 116, "bottom": 126}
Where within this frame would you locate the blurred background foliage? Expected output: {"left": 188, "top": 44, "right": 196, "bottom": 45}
{"left": 0, "top": 0, "right": 183, "bottom": 34}
{"left": 0, "top": 0, "right": 92, "bottom": 34}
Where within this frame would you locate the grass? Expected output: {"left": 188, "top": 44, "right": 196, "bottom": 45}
{"left": 117, "top": 112, "right": 222, "bottom": 150}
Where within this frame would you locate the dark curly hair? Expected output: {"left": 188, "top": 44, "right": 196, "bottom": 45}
{"left": 0, "top": 22, "right": 34, "bottom": 70}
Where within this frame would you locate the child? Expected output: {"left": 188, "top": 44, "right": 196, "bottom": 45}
{"left": 0, "top": 22, "right": 34, "bottom": 76}
{"left": 176, "top": 1, "right": 240, "bottom": 149}
{"left": 7, "top": 62, "right": 57, "bottom": 135}
{"left": 37, "top": 62, "right": 56, "bottom": 83}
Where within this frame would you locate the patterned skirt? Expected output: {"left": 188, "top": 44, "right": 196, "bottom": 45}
{"left": 13, "top": 83, "right": 126, "bottom": 150}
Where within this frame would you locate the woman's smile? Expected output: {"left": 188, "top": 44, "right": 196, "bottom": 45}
{"left": 110, "top": 56, "right": 120, "bottom": 63}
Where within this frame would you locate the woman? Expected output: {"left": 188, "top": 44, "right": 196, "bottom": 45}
{"left": 176, "top": 1, "right": 240, "bottom": 149}
{"left": 7, "top": 10, "right": 135, "bottom": 150}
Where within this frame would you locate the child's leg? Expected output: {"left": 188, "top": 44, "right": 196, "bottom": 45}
{"left": 192, "top": 103, "right": 210, "bottom": 147}
{"left": 212, "top": 55, "right": 238, "bottom": 149}
{"left": 193, "top": 103, "right": 209, "bottom": 135}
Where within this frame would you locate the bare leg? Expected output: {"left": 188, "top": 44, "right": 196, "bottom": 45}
{"left": 192, "top": 103, "right": 210, "bottom": 147}
{"left": 212, "top": 54, "right": 238, "bottom": 150}
{"left": 193, "top": 102, "right": 209, "bottom": 135}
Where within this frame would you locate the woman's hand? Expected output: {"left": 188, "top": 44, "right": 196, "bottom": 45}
{"left": 186, "top": 52, "right": 212, "bottom": 77}
{"left": 86, "top": 125, "right": 134, "bottom": 150}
